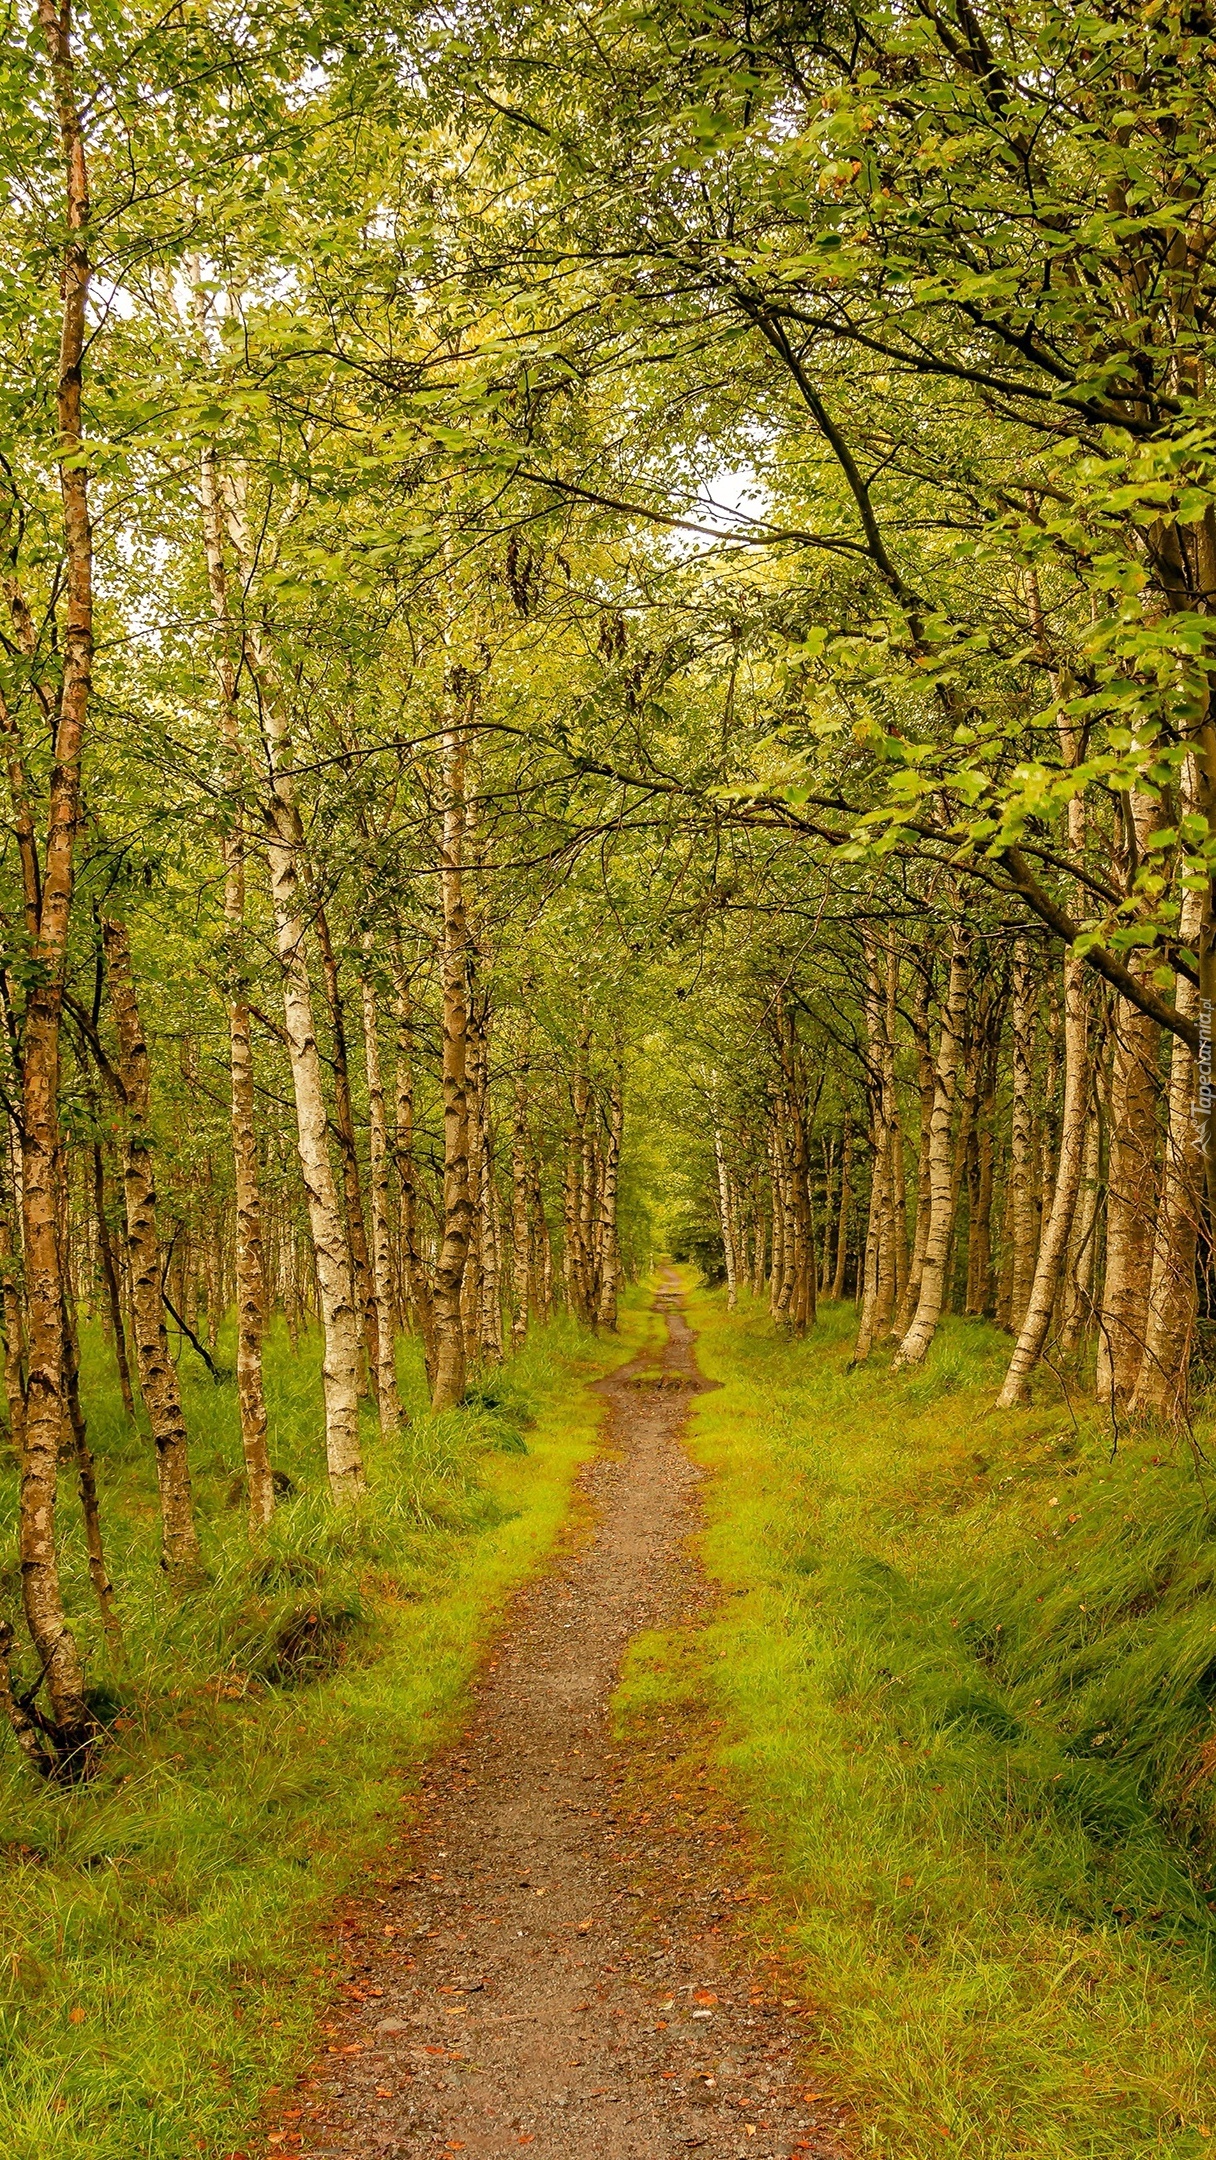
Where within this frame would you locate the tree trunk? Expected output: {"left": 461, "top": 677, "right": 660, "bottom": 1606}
{"left": 430, "top": 712, "right": 473, "bottom": 1411}
{"left": 198, "top": 442, "right": 273, "bottom": 1533}
{"left": 478, "top": 1091, "right": 504, "bottom": 1364}
{"left": 263, "top": 817, "right": 364, "bottom": 1493}
{"left": 0, "top": 1200, "right": 27, "bottom": 1456}
{"left": 316, "top": 905, "right": 379, "bottom": 1402}
{"left": 854, "top": 945, "right": 894, "bottom": 1356}
{"left": 222, "top": 479, "right": 364, "bottom": 1499}
{"left": 58, "top": 1197, "right": 121, "bottom": 1653}
{"left": 819, "top": 1138, "right": 836, "bottom": 1295}
{"left": 563, "top": 1129, "right": 582, "bottom": 1316}
{"left": 768, "top": 1123, "right": 785, "bottom": 1319}
{"left": 101, "top": 912, "right": 202, "bottom": 1574}
{"left": 1128, "top": 889, "right": 1204, "bottom": 1421}
{"left": 751, "top": 1180, "right": 768, "bottom": 1299}
{"left": 577, "top": 1070, "right": 597, "bottom": 1322}
{"left": 774, "top": 1104, "right": 797, "bottom": 1323}
{"left": 884, "top": 948, "right": 908, "bottom": 1311}
{"left": 944, "top": 999, "right": 985, "bottom": 1315}
{"left": 893, "top": 921, "right": 970, "bottom": 1368}
{"left": 92, "top": 1143, "right": 136, "bottom": 1424}
{"left": 966, "top": 1017, "right": 1000, "bottom": 1316}
{"left": 10, "top": 0, "right": 98, "bottom": 1761}
{"left": 462, "top": 990, "right": 486, "bottom": 1352}
{"left": 1097, "top": 982, "right": 1161, "bottom": 1408}
{"left": 714, "top": 1114, "right": 738, "bottom": 1309}
{"left": 851, "top": 1106, "right": 887, "bottom": 1365}
{"left": 391, "top": 955, "right": 436, "bottom": 1377}
{"left": 564, "top": 1060, "right": 595, "bottom": 1324}
{"left": 831, "top": 1116, "right": 851, "bottom": 1299}
{"left": 895, "top": 964, "right": 935, "bottom": 1333}
{"left": 596, "top": 1076, "right": 623, "bottom": 1330}
{"left": 1059, "top": 1098, "right": 1102, "bottom": 1354}
{"left": 361, "top": 958, "right": 405, "bottom": 1436}
{"left": 996, "top": 954, "right": 1089, "bottom": 1406}
{"left": 510, "top": 1064, "right": 531, "bottom": 1352}
{"left": 531, "top": 1149, "right": 553, "bottom": 1323}
{"left": 1009, "top": 937, "right": 1038, "bottom": 1332}
{"left": 789, "top": 1098, "right": 817, "bottom": 1334}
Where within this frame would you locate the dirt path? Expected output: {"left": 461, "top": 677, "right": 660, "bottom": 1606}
{"left": 265, "top": 1274, "right": 849, "bottom": 2160}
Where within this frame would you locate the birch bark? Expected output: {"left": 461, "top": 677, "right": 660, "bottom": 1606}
{"left": 391, "top": 956, "right": 436, "bottom": 1377}
{"left": 101, "top": 913, "right": 201, "bottom": 1574}
{"left": 1129, "top": 885, "right": 1204, "bottom": 1421}
{"left": 996, "top": 955, "right": 1090, "bottom": 1405}
{"left": 6, "top": 0, "right": 98, "bottom": 1758}
{"left": 596, "top": 1076, "right": 624, "bottom": 1331}
{"left": 430, "top": 711, "right": 473, "bottom": 1410}
{"left": 892, "top": 922, "right": 970, "bottom": 1368}
{"left": 197, "top": 443, "right": 273, "bottom": 1531}
{"left": 361, "top": 958, "right": 404, "bottom": 1435}
{"left": 1009, "top": 939, "right": 1038, "bottom": 1332}
{"left": 510, "top": 1062, "right": 532, "bottom": 1352}
{"left": 223, "top": 476, "right": 364, "bottom": 1496}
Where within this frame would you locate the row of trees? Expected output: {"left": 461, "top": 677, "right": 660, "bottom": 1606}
{"left": 4, "top": 0, "right": 1214, "bottom": 1780}
{"left": 699, "top": 905, "right": 1204, "bottom": 1425}
{"left": 1, "top": 0, "right": 644, "bottom": 1770}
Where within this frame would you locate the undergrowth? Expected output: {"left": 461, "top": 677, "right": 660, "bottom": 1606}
{"left": 0, "top": 1291, "right": 659, "bottom": 2160}
{"left": 617, "top": 1278, "right": 1216, "bottom": 2160}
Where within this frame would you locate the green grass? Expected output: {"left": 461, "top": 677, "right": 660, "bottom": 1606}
{"left": 0, "top": 1289, "right": 661, "bottom": 2160}
{"left": 616, "top": 1278, "right": 1216, "bottom": 2159}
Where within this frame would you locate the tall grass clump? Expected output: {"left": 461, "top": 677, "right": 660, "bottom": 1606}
{"left": 0, "top": 1292, "right": 658, "bottom": 2160}
{"left": 618, "top": 1278, "right": 1216, "bottom": 2160}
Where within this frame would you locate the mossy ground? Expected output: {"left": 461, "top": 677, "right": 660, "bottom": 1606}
{"left": 0, "top": 1291, "right": 661, "bottom": 2160}
{"left": 615, "top": 1276, "right": 1216, "bottom": 2159}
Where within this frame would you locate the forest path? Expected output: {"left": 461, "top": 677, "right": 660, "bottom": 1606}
{"left": 270, "top": 1273, "right": 849, "bottom": 2160}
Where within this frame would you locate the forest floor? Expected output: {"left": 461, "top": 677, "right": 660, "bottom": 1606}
{"left": 252, "top": 1271, "right": 850, "bottom": 2160}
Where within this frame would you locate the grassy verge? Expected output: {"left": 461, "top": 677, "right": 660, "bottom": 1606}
{"left": 618, "top": 1277, "right": 1216, "bottom": 2159}
{"left": 0, "top": 1289, "right": 660, "bottom": 2160}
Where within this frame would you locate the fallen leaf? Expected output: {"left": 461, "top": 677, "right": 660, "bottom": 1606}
{"left": 69, "top": 2007, "right": 85, "bottom": 2025}
{"left": 693, "top": 1990, "right": 718, "bottom": 2006}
